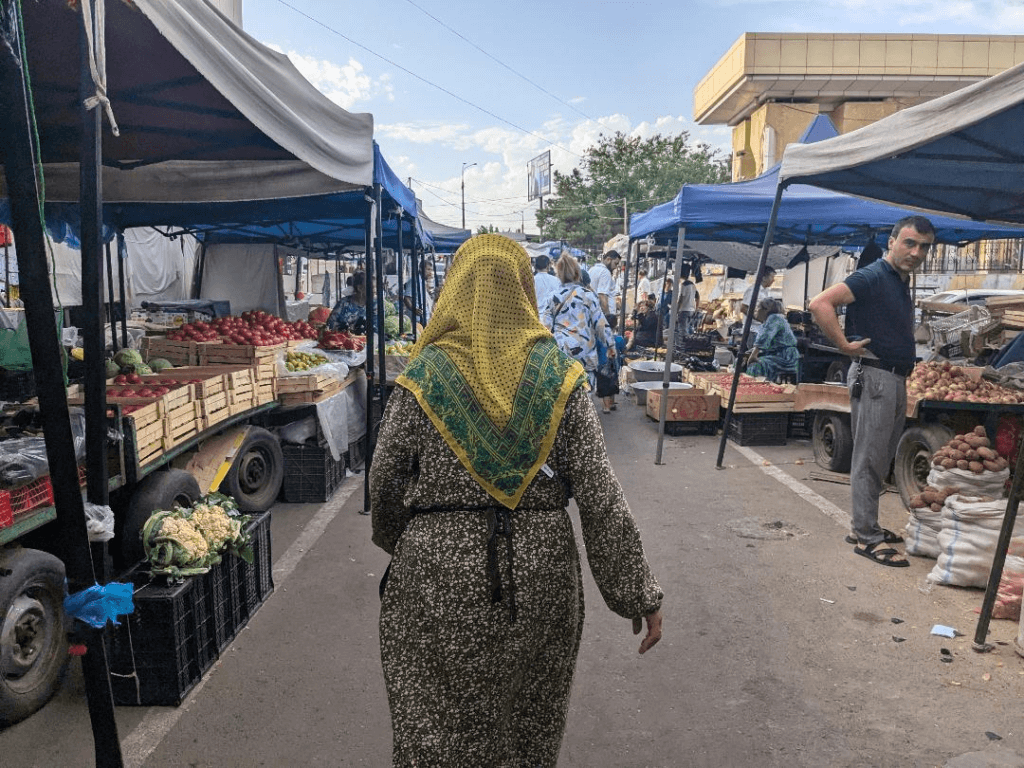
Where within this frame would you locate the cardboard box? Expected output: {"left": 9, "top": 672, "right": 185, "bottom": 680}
{"left": 646, "top": 388, "right": 720, "bottom": 422}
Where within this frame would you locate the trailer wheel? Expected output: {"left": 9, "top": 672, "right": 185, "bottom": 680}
{"left": 825, "top": 361, "right": 848, "bottom": 383}
{"left": 895, "top": 424, "right": 954, "bottom": 510}
{"left": 122, "top": 469, "right": 202, "bottom": 566}
{"left": 223, "top": 428, "right": 284, "bottom": 512}
{"left": 0, "top": 547, "right": 69, "bottom": 727}
{"left": 812, "top": 411, "right": 853, "bottom": 473}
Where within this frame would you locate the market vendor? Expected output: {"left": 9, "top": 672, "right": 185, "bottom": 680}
{"left": 739, "top": 267, "right": 777, "bottom": 322}
{"left": 744, "top": 298, "right": 799, "bottom": 382}
{"left": 326, "top": 270, "right": 395, "bottom": 334}
{"left": 626, "top": 295, "right": 660, "bottom": 350}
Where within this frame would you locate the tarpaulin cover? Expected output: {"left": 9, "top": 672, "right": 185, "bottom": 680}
{"left": 4, "top": 0, "right": 374, "bottom": 203}
{"left": 630, "top": 114, "right": 1024, "bottom": 247}
{"left": 779, "top": 61, "right": 1024, "bottom": 224}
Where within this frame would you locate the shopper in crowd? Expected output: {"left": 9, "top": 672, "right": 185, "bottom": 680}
{"left": 542, "top": 252, "right": 617, "bottom": 413}
{"left": 369, "top": 233, "right": 663, "bottom": 766}
{"left": 740, "top": 266, "right": 777, "bottom": 321}
{"left": 627, "top": 295, "right": 661, "bottom": 350}
{"left": 677, "top": 270, "right": 698, "bottom": 335}
{"left": 637, "top": 267, "right": 652, "bottom": 303}
{"left": 533, "top": 253, "right": 560, "bottom": 313}
{"left": 589, "top": 249, "right": 621, "bottom": 331}
{"left": 658, "top": 277, "right": 674, "bottom": 327}
{"left": 809, "top": 215, "right": 934, "bottom": 567}
{"left": 744, "top": 298, "right": 799, "bottom": 382}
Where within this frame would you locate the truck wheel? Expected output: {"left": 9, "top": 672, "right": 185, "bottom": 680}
{"left": 223, "top": 428, "right": 284, "bottom": 512}
{"left": 122, "top": 469, "right": 202, "bottom": 566}
{"left": 812, "top": 411, "right": 853, "bottom": 473}
{"left": 825, "top": 361, "right": 848, "bottom": 383}
{"left": 895, "top": 424, "right": 954, "bottom": 510}
{"left": 0, "top": 547, "right": 69, "bottom": 727}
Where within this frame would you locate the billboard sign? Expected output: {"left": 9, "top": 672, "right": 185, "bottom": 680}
{"left": 527, "top": 151, "right": 551, "bottom": 202}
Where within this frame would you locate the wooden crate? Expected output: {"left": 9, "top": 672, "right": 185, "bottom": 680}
{"left": 254, "top": 381, "right": 276, "bottom": 406}
{"left": 253, "top": 359, "right": 277, "bottom": 383}
{"left": 166, "top": 401, "right": 202, "bottom": 442}
{"left": 793, "top": 383, "right": 850, "bottom": 413}
{"left": 200, "top": 390, "right": 231, "bottom": 431}
{"left": 140, "top": 366, "right": 240, "bottom": 398}
{"left": 708, "top": 380, "right": 796, "bottom": 404}
{"left": 199, "top": 342, "right": 285, "bottom": 367}
{"left": 646, "top": 389, "right": 720, "bottom": 422}
{"left": 278, "top": 381, "right": 344, "bottom": 406}
{"left": 276, "top": 372, "right": 339, "bottom": 394}
{"left": 142, "top": 337, "right": 220, "bottom": 367}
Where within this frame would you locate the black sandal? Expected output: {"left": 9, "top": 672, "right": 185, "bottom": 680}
{"left": 854, "top": 541, "right": 909, "bottom": 568}
{"left": 845, "top": 528, "right": 903, "bottom": 546}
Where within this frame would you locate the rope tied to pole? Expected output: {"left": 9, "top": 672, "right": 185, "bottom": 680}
{"left": 78, "top": 0, "right": 120, "bottom": 137}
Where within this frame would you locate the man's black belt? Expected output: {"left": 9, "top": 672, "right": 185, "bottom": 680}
{"left": 859, "top": 358, "right": 914, "bottom": 377}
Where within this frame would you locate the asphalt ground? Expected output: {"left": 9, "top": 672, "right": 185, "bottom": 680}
{"left": 3, "top": 393, "right": 1024, "bottom": 767}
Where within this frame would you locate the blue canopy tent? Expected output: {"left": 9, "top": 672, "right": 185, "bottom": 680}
{"left": 775, "top": 61, "right": 1024, "bottom": 652}
{"left": 627, "top": 112, "right": 1024, "bottom": 466}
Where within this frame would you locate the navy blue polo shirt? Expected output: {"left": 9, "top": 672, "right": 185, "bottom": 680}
{"left": 843, "top": 259, "right": 915, "bottom": 369}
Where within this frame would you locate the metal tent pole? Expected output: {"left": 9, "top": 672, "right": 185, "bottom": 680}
{"left": 717, "top": 182, "right": 787, "bottom": 469}
{"left": 117, "top": 231, "right": 128, "bottom": 348}
{"left": 655, "top": 228, "right": 687, "bottom": 464}
{"left": 104, "top": 239, "right": 117, "bottom": 355}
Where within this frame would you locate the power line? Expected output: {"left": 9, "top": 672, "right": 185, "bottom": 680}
{"left": 272, "top": 0, "right": 580, "bottom": 158}
{"left": 399, "top": 0, "right": 600, "bottom": 127}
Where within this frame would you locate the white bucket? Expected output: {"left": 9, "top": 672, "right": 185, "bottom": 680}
{"left": 630, "top": 380, "right": 693, "bottom": 406}
{"left": 628, "top": 360, "right": 683, "bottom": 383}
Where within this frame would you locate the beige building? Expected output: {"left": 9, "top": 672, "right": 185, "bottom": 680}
{"left": 696, "top": 33, "right": 1024, "bottom": 181}
{"left": 694, "top": 33, "right": 1024, "bottom": 278}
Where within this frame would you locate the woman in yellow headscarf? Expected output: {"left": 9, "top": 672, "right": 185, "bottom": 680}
{"left": 369, "top": 234, "right": 664, "bottom": 767}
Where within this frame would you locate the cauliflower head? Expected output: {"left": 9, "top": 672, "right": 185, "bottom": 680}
{"left": 190, "top": 504, "right": 242, "bottom": 552}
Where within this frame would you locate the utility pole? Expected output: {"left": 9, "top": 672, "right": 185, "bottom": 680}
{"left": 461, "top": 162, "right": 476, "bottom": 230}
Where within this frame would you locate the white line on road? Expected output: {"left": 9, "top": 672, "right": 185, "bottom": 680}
{"left": 120, "top": 478, "right": 362, "bottom": 768}
{"left": 731, "top": 444, "right": 849, "bottom": 527}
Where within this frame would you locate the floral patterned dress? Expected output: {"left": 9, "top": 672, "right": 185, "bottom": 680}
{"left": 370, "top": 385, "right": 663, "bottom": 767}
{"left": 540, "top": 282, "right": 613, "bottom": 373}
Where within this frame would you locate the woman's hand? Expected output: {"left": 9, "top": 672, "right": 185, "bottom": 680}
{"left": 632, "top": 610, "right": 663, "bottom": 654}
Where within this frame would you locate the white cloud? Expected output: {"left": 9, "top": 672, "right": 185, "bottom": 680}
{"left": 384, "top": 112, "right": 731, "bottom": 232}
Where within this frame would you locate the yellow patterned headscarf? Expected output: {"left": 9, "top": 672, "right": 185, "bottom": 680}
{"left": 397, "top": 234, "right": 586, "bottom": 508}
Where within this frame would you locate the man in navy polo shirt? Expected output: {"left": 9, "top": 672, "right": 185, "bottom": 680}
{"left": 809, "top": 215, "right": 935, "bottom": 568}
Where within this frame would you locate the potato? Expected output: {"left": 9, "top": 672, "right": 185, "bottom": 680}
{"left": 974, "top": 425, "right": 987, "bottom": 437}
{"left": 941, "top": 458, "right": 956, "bottom": 469}
{"left": 921, "top": 490, "right": 938, "bottom": 505}
{"left": 964, "top": 435, "right": 983, "bottom": 449}
{"left": 957, "top": 441, "right": 972, "bottom": 453}
{"left": 983, "top": 459, "right": 1001, "bottom": 472}
{"left": 910, "top": 495, "right": 924, "bottom": 509}
{"left": 957, "top": 459, "right": 970, "bottom": 470}
{"left": 977, "top": 446, "right": 997, "bottom": 461}
{"left": 930, "top": 502, "right": 942, "bottom": 513}
{"left": 948, "top": 450, "right": 965, "bottom": 462}
{"left": 969, "top": 461, "right": 985, "bottom": 474}
{"left": 965, "top": 449, "right": 980, "bottom": 461}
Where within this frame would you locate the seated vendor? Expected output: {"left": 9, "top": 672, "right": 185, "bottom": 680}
{"left": 744, "top": 298, "right": 799, "bottom": 382}
{"left": 627, "top": 295, "right": 661, "bottom": 350}
{"left": 327, "top": 270, "right": 395, "bottom": 335}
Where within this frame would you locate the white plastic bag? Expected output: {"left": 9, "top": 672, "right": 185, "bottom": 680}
{"left": 85, "top": 502, "right": 115, "bottom": 543}
{"left": 906, "top": 506, "right": 943, "bottom": 559}
{"left": 927, "top": 466, "right": 1009, "bottom": 497}
{"left": 929, "top": 494, "right": 1015, "bottom": 588}
{"left": 276, "top": 340, "right": 350, "bottom": 382}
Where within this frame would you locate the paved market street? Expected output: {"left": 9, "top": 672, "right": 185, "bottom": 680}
{"left": 4, "top": 396, "right": 1024, "bottom": 767}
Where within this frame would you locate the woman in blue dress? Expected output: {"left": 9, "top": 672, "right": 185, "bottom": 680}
{"left": 745, "top": 298, "right": 800, "bottom": 382}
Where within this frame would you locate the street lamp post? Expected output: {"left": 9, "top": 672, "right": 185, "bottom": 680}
{"left": 461, "top": 162, "right": 477, "bottom": 230}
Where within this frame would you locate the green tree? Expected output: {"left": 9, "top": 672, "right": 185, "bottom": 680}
{"left": 476, "top": 224, "right": 499, "bottom": 235}
{"left": 536, "top": 131, "right": 729, "bottom": 251}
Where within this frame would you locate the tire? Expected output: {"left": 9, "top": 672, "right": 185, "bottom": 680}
{"left": 895, "top": 424, "right": 954, "bottom": 510}
{"left": 122, "top": 469, "right": 202, "bottom": 566}
{"left": 812, "top": 411, "right": 853, "bottom": 473}
{"left": 0, "top": 547, "right": 69, "bottom": 727}
{"left": 825, "top": 360, "right": 848, "bottom": 383}
{"left": 223, "top": 427, "right": 284, "bottom": 512}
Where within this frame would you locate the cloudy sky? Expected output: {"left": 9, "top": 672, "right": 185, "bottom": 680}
{"left": 242, "top": 0, "right": 1024, "bottom": 235}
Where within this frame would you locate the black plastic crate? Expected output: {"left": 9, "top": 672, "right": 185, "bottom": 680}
{"left": 787, "top": 412, "right": 812, "bottom": 439}
{"left": 727, "top": 412, "right": 789, "bottom": 446}
{"left": 232, "top": 511, "right": 274, "bottom": 624}
{"left": 203, "top": 556, "right": 239, "bottom": 653}
{"left": 347, "top": 438, "right": 366, "bottom": 472}
{"left": 107, "top": 568, "right": 216, "bottom": 706}
{"left": 281, "top": 443, "right": 345, "bottom": 502}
